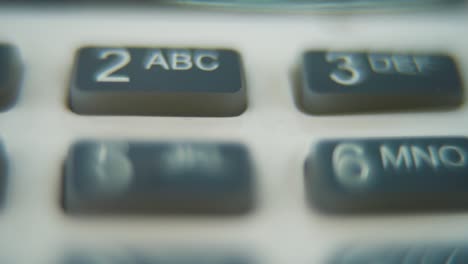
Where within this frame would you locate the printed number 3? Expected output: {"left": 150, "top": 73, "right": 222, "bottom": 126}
{"left": 95, "top": 49, "right": 131, "bottom": 83}
{"left": 326, "top": 53, "right": 364, "bottom": 86}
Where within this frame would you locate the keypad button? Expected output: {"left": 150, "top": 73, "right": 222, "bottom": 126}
{"left": 328, "top": 245, "right": 468, "bottom": 264}
{"left": 70, "top": 47, "right": 246, "bottom": 116}
{"left": 305, "top": 137, "right": 468, "bottom": 213}
{"left": 63, "top": 251, "right": 251, "bottom": 264}
{"left": 0, "top": 44, "right": 21, "bottom": 111}
{"left": 300, "top": 51, "right": 463, "bottom": 114}
{"left": 63, "top": 141, "right": 254, "bottom": 214}
{"left": 0, "top": 142, "right": 6, "bottom": 205}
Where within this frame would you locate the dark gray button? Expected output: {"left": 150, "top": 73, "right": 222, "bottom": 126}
{"left": 328, "top": 246, "right": 407, "bottom": 264}
{"left": 0, "top": 142, "right": 6, "bottom": 204}
{"left": 300, "top": 51, "right": 463, "bottom": 114}
{"left": 0, "top": 44, "right": 21, "bottom": 111}
{"left": 63, "top": 141, "right": 254, "bottom": 214}
{"left": 305, "top": 137, "right": 468, "bottom": 213}
{"left": 63, "top": 251, "right": 250, "bottom": 264}
{"left": 70, "top": 47, "right": 246, "bottom": 116}
{"left": 328, "top": 245, "right": 468, "bottom": 264}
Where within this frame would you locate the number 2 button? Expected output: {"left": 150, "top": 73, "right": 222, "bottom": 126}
{"left": 69, "top": 47, "right": 247, "bottom": 116}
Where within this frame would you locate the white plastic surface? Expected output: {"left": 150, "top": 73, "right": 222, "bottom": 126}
{"left": 0, "top": 4, "right": 468, "bottom": 263}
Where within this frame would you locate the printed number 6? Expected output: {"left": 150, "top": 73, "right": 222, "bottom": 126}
{"left": 95, "top": 49, "right": 131, "bottom": 83}
{"left": 332, "top": 143, "right": 371, "bottom": 189}
{"left": 326, "top": 53, "right": 364, "bottom": 86}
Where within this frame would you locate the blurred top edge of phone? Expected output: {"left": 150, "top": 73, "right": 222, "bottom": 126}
{"left": 0, "top": 0, "right": 466, "bottom": 12}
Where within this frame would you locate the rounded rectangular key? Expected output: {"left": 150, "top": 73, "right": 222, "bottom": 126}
{"left": 69, "top": 47, "right": 246, "bottom": 116}
{"left": 63, "top": 250, "right": 251, "bottom": 264}
{"left": 305, "top": 137, "right": 468, "bottom": 213}
{"left": 0, "top": 142, "right": 7, "bottom": 206}
{"left": 63, "top": 141, "right": 254, "bottom": 214}
{"left": 327, "top": 244, "right": 468, "bottom": 264}
{"left": 0, "top": 44, "right": 21, "bottom": 111}
{"left": 300, "top": 51, "right": 463, "bottom": 114}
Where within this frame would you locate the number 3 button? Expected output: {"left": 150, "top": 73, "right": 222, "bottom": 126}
{"left": 69, "top": 47, "right": 247, "bottom": 116}
{"left": 300, "top": 51, "right": 463, "bottom": 114}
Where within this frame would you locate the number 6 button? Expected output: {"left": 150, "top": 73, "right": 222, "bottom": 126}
{"left": 300, "top": 51, "right": 463, "bottom": 114}
{"left": 305, "top": 137, "right": 468, "bottom": 213}
{"left": 69, "top": 47, "right": 246, "bottom": 116}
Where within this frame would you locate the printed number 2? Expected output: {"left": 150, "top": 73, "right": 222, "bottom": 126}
{"left": 326, "top": 53, "right": 364, "bottom": 86}
{"left": 95, "top": 49, "right": 131, "bottom": 83}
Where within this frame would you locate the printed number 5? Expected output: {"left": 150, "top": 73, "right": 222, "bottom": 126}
{"left": 326, "top": 53, "right": 364, "bottom": 86}
{"left": 95, "top": 49, "right": 131, "bottom": 83}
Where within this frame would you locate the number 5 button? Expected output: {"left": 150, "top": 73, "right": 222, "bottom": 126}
{"left": 300, "top": 51, "right": 463, "bottom": 114}
{"left": 69, "top": 47, "right": 246, "bottom": 116}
